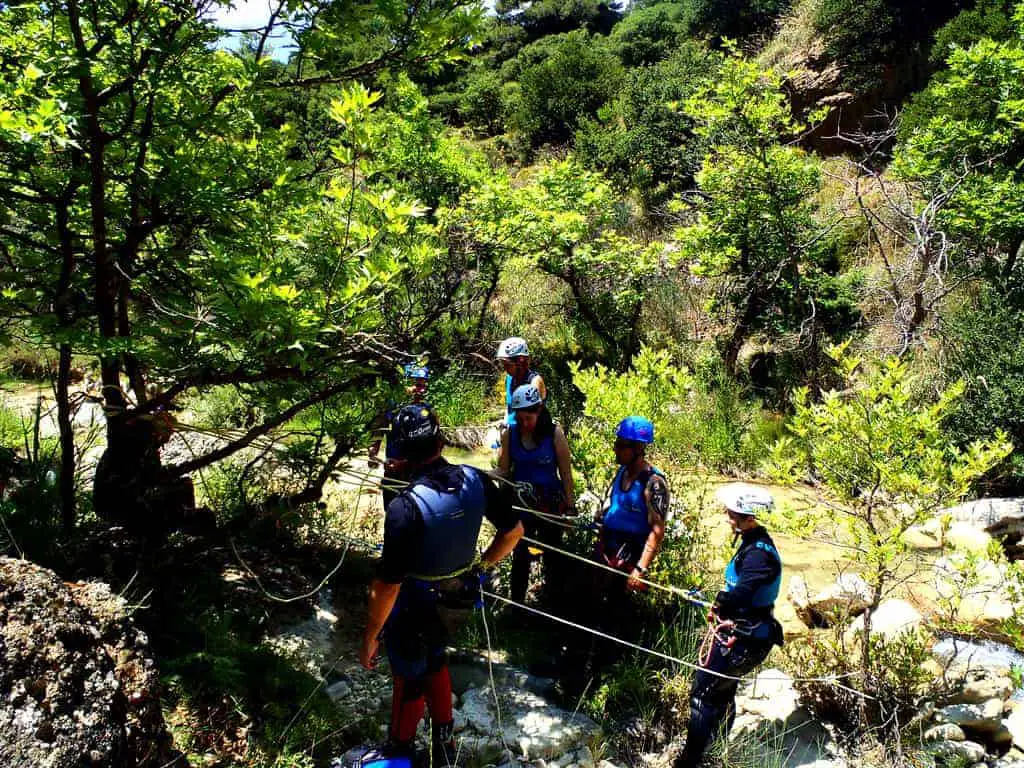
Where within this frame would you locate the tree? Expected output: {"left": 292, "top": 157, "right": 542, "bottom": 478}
{"left": 768, "top": 346, "right": 1011, "bottom": 724}
{"left": 0, "top": 0, "right": 483, "bottom": 536}
{"left": 453, "top": 160, "right": 671, "bottom": 366}
{"left": 895, "top": 3, "right": 1024, "bottom": 289}
{"left": 505, "top": 30, "right": 625, "bottom": 147}
{"left": 576, "top": 43, "right": 715, "bottom": 210}
{"left": 672, "top": 52, "right": 856, "bottom": 379}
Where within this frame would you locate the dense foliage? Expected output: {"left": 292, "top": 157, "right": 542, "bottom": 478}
{"left": 4, "top": 0, "right": 1024, "bottom": 764}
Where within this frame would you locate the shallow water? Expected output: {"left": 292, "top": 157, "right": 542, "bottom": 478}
{"left": 933, "top": 636, "right": 1024, "bottom": 699}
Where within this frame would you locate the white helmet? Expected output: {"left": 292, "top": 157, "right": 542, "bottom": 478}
{"left": 715, "top": 483, "right": 774, "bottom": 517}
{"left": 496, "top": 337, "right": 530, "bottom": 359}
{"left": 510, "top": 384, "right": 543, "bottom": 410}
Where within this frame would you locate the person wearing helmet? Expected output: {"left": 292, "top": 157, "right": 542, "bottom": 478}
{"left": 497, "top": 384, "right": 575, "bottom": 606}
{"left": 596, "top": 416, "right": 669, "bottom": 591}
{"left": 495, "top": 337, "right": 546, "bottom": 428}
{"left": 358, "top": 404, "right": 524, "bottom": 767}
{"left": 675, "top": 483, "right": 784, "bottom": 768}
{"left": 562, "top": 416, "right": 669, "bottom": 692}
{"left": 368, "top": 363, "right": 431, "bottom": 509}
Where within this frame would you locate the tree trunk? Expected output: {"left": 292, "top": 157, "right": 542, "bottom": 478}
{"left": 55, "top": 343, "right": 76, "bottom": 533}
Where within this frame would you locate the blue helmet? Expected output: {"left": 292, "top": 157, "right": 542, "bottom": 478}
{"left": 616, "top": 416, "right": 654, "bottom": 444}
{"left": 403, "top": 363, "right": 430, "bottom": 380}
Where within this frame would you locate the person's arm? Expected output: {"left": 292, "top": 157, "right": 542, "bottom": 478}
{"left": 497, "top": 427, "right": 512, "bottom": 477}
{"left": 627, "top": 474, "right": 669, "bottom": 590}
{"left": 553, "top": 425, "right": 574, "bottom": 511}
{"left": 531, "top": 373, "right": 547, "bottom": 402}
{"left": 714, "top": 545, "right": 780, "bottom": 618}
{"left": 360, "top": 579, "right": 401, "bottom": 668}
{"left": 360, "top": 496, "right": 417, "bottom": 667}
{"left": 481, "top": 520, "right": 524, "bottom": 567}
{"left": 478, "top": 468, "right": 524, "bottom": 566}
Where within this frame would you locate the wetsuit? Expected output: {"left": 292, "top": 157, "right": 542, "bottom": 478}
{"left": 677, "top": 526, "right": 784, "bottom": 768}
{"left": 378, "top": 458, "right": 518, "bottom": 758}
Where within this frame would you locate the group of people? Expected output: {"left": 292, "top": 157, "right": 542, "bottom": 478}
{"left": 354, "top": 338, "right": 785, "bottom": 768}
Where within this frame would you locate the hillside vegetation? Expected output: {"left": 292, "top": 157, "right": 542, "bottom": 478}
{"left": 2, "top": 0, "right": 1024, "bottom": 765}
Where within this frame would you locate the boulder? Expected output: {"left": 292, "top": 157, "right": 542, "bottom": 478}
{"left": 731, "top": 669, "right": 837, "bottom": 766}
{"left": 790, "top": 574, "right": 872, "bottom": 628}
{"left": 930, "top": 740, "right": 987, "bottom": 764}
{"left": 844, "top": 599, "right": 923, "bottom": 643}
{"left": 0, "top": 557, "right": 181, "bottom": 767}
{"left": 946, "top": 522, "right": 995, "bottom": 554}
{"left": 925, "top": 724, "right": 967, "bottom": 742}
{"left": 934, "top": 556, "right": 1017, "bottom": 630}
{"left": 949, "top": 673, "right": 1016, "bottom": 706}
{"left": 458, "top": 686, "right": 600, "bottom": 760}
{"left": 937, "top": 700, "right": 1006, "bottom": 733}
{"left": 734, "top": 669, "right": 810, "bottom": 732}
{"left": 1005, "top": 704, "right": 1024, "bottom": 750}
{"left": 942, "top": 499, "right": 1024, "bottom": 560}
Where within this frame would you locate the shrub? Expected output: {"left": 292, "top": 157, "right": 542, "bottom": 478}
{"left": 943, "top": 286, "right": 1024, "bottom": 493}
{"left": 428, "top": 361, "right": 496, "bottom": 427}
{"left": 505, "top": 30, "right": 624, "bottom": 147}
{"left": 569, "top": 346, "right": 774, "bottom": 491}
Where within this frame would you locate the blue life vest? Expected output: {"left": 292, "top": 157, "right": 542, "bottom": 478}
{"left": 723, "top": 535, "right": 782, "bottom": 609}
{"left": 504, "top": 370, "right": 541, "bottom": 426}
{"left": 405, "top": 466, "right": 486, "bottom": 580}
{"left": 509, "top": 425, "right": 560, "bottom": 493}
{"left": 602, "top": 466, "right": 664, "bottom": 537}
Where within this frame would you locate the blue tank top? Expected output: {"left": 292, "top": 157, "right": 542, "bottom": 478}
{"left": 602, "top": 466, "right": 663, "bottom": 537}
{"left": 723, "top": 536, "right": 782, "bottom": 609}
{"left": 504, "top": 370, "right": 541, "bottom": 426}
{"left": 405, "top": 466, "right": 486, "bottom": 580}
{"left": 509, "top": 425, "right": 560, "bottom": 493}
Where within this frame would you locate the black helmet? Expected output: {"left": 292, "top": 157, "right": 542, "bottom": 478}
{"left": 393, "top": 404, "right": 441, "bottom": 459}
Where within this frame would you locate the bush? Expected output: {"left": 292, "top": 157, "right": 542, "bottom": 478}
{"left": 783, "top": 627, "right": 934, "bottom": 733}
{"left": 575, "top": 44, "right": 715, "bottom": 208}
{"left": 943, "top": 286, "right": 1024, "bottom": 492}
{"left": 930, "top": 0, "right": 1015, "bottom": 65}
{"left": 608, "top": 2, "right": 697, "bottom": 66}
{"left": 188, "top": 385, "right": 262, "bottom": 430}
{"left": 570, "top": 346, "right": 777, "bottom": 493}
{"left": 428, "top": 361, "right": 495, "bottom": 427}
{"left": 0, "top": 401, "right": 61, "bottom": 560}
{"left": 505, "top": 30, "right": 625, "bottom": 147}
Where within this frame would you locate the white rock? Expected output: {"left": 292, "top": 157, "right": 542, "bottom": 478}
{"left": 925, "top": 724, "right": 966, "bottom": 742}
{"left": 1005, "top": 703, "right": 1024, "bottom": 750}
{"left": 844, "top": 599, "right": 923, "bottom": 643}
{"left": 576, "top": 746, "right": 595, "bottom": 768}
{"left": 946, "top": 522, "right": 995, "bottom": 553}
{"left": 930, "top": 740, "right": 986, "bottom": 764}
{"left": 325, "top": 681, "right": 351, "bottom": 701}
{"left": 734, "top": 669, "right": 810, "bottom": 731}
{"left": 937, "top": 700, "right": 1006, "bottom": 733}
{"left": 799, "top": 574, "right": 872, "bottom": 627}
{"left": 959, "top": 675, "right": 1015, "bottom": 705}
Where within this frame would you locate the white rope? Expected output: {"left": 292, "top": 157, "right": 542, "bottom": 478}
{"left": 481, "top": 591, "right": 874, "bottom": 699}
{"left": 327, "top": 530, "right": 873, "bottom": 699}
